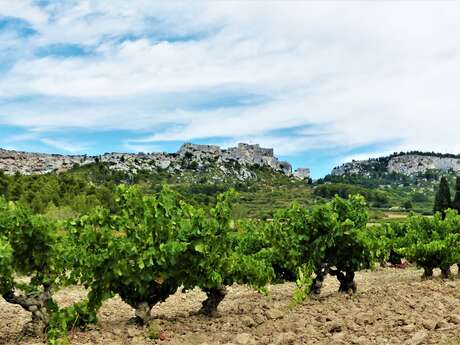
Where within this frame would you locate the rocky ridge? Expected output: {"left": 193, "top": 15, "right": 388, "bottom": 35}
{"left": 0, "top": 143, "right": 310, "bottom": 181}
{"left": 332, "top": 153, "right": 460, "bottom": 176}
{"left": 387, "top": 155, "right": 460, "bottom": 175}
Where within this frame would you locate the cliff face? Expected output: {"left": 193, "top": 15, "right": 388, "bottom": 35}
{"left": 331, "top": 153, "right": 460, "bottom": 177}
{"left": 0, "top": 149, "right": 94, "bottom": 175}
{"left": 387, "top": 155, "right": 460, "bottom": 175}
{"left": 0, "top": 143, "right": 310, "bottom": 181}
{"left": 331, "top": 160, "right": 383, "bottom": 177}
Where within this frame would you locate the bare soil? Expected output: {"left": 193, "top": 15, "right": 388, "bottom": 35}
{"left": 1, "top": 266, "right": 460, "bottom": 345}
{"left": 382, "top": 212, "right": 409, "bottom": 220}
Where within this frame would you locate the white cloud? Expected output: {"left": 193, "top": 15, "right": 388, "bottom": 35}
{"left": 1, "top": 1, "right": 460, "bottom": 161}
{"left": 0, "top": 0, "right": 48, "bottom": 26}
{"left": 40, "top": 138, "right": 90, "bottom": 153}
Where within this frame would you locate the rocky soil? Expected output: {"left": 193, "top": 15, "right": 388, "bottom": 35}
{"left": 1, "top": 266, "right": 459, "bottom": 345}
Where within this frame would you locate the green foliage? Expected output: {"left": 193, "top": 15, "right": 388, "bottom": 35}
{"left": 0, "top": 236, "right": 13, "bottom": 293}
{"left": 403, "top": 200, "right": 413, "bottom": 210}
{"left": 314, "top": 183, "right": 390, "bottom": 208}
{"left": 370, "top": 221, "right": 408, "bottom": 264}
{"left": 304, "top": 195, "right": 376, "bottom": 297}
{"left": 318, "top": 170, "right": 411, "bottom": 189}
{"left": 5, "top": 171, "right": 460, "bottom": 344}
{"left": 434, "top": 176, "right": 452, "bottom": 216}
{"left": 321, "top": 195, "right": 373, "bottom": 270}
{"left": 0, "top": 197, "right": 65, "bottom": 290}
{"left": 397, "top": 210, "right": 460, "bottom": 274}
{"left": 0, "top": 197, "right": 84, "bottom": 344}
{"left": 0, "top": 171, "right": 116, "bottom": 215}
{"left": 411, "top": 192, "right": 429, "bottom": 203}
{"left": 148, "top": 324, "right": 160, "bottom": 340}
{"left": 245, "top": 194, "right": 377, "bottom": 300}
{"left": 47, "top": 299, "right": 99, "bottom": 345}
{"left": 68, "top": 185, "right": 274, "bottom": 323}
{"left": 0, "top": 160, "right": 316, "bottom": 220}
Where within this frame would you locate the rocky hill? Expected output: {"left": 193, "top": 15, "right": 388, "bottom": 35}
{"left": 332, "top": 152, "right": 460, "bottom": 177}
{"left": 0, "top": 143, "right": 310, "bottom": 181}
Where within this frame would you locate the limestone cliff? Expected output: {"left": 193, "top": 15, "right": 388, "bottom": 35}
{"left": 331, "top": 152, "right": 460, "bottom": 177}
{"left": 0, "top": 143, "right": 310, "bottom": 181}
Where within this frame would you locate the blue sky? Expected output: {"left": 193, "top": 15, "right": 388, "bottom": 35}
{"left": 1, "top": 2, "right": 460, "bottom": 178}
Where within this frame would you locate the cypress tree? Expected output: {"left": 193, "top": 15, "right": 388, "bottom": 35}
{"left": 434, "top": 176, "right": 451, "bottom": 217}
{"left": 452, "top": 176, "right": 460, "bottom": 213}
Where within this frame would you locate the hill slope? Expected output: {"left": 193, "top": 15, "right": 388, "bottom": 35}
{"left": 0, "top": 143, "right": 313, "bottom": 220}
{"left": 318, "top": 152, "right": 460, "bottom": 215}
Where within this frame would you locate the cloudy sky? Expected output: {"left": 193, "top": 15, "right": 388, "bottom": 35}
{"left": 1, "top": 1, "right": 460, "bottom": 177}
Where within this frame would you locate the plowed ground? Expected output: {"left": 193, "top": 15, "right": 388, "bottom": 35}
{"left": 1, "top": 266, "right": 459, "bottom": 345}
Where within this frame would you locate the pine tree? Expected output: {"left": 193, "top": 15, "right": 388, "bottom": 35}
{"left": 452, "top": 176, "right": 460, "bottom": 213}
{"left": 434, "top": 176, "right": 451, "bottom": 217}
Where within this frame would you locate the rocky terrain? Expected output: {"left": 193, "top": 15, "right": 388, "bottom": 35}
{"left": 387, "top": 155, "right": 460, "bottom": 175}
{"left": 0, "top": 143, "right": 310, "bottom": 181}
{"left": 332, "top": 152, "right": 460, "bottom": 177}
{"left": 1, "top": 266, "right": 459, "bottom": 345}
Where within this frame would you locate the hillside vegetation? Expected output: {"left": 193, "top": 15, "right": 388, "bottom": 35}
{"left": 1, "top": 158, "right": 456, "bottom": 221}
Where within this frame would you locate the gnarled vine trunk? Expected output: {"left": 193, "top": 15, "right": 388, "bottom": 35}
{"left": 422, "top": 266, "right": 433, "bottom": 279}
{"left": 2, "top": 285, "right": 52, "bottom": 336}
{"left": 311, "top": 264, "right": 329, "bottom": 295}
{"left": 134, "top": 302, "right": 153, "bottom": 325}
{"left": 388, "top": 250, "right": 402, "bottom": 266}
{"left": 335, "top": 269, "right": 357, "bottom": 294}
{"left": 120, "top": 280, "right": 178, "bottom": 325}
{"left": 440, "top": 266, "right": 451, "bottom": 279}
{"left": 200, "top": 286, "right": 227, "bottom": 316}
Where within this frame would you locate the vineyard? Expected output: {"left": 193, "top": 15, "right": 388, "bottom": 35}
{"left": 1, "top": 186, "right": 460, "bottom": 344}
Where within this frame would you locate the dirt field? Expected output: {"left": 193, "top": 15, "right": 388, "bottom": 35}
{"left": 1, "top": 266, "right": 459, "bottom": 345}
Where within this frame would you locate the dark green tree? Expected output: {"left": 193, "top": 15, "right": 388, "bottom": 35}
{"left": 403, "top": 199, "right": 413, "bottom": 211}
{"left": 452, "top": 176, "right": 460, "bottom": 214}
{"left": 434, "top": 176, "right": 451, "bottom": 218}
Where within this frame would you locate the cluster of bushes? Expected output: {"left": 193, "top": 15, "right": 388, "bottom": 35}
{"left": 374, "top": 210, "right": 460, "bottom": 279}
{"left": 0, "top": 162, "right": 309, "bottom": 217}
{"left": 0, "top": 170, "right": 116, "bottom": 216}
{"left": 314, "top": 183, "right": 390, "bottom": 207}
{"left": 318, "top": 171, "right": 413, "bottom": 189}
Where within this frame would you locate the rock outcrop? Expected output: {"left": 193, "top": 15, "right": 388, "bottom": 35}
{"left": 331, "top": 153, "right": 460, "bottom": 177}
{"left": 0, "top": 143, "right": 310, "bottom": 181}
{"left": 331, "top": 159, "right": 382, "bottom": 177}
{"left": 293, "top": 168, "right": 311, "bottom": 180}
{"left": 387, "top": 155, "right": 460, "bottom": 175}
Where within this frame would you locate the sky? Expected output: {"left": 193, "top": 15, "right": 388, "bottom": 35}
{"left": 1, "top": 1, "right": 460, "bottom": 178}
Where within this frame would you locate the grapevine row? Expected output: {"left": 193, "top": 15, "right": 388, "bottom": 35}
{"left": 0, "top": 187, "right": 459, "bottom": 344}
